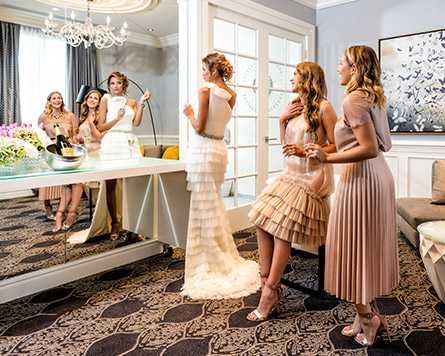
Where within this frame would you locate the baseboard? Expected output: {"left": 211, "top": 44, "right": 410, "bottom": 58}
{"left": 0, "top": 240, "right": 164, "bottom": 304}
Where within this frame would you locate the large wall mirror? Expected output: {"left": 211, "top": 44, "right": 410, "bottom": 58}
{"left": 0, "top": 0, "right": 179, "bottom": 282}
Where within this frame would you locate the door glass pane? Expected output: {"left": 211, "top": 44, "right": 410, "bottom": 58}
{"left": 238, "top": 117, "right": 256, "bottom": 145}
{"left": 226, "top": 148, "right": 235, "bottom": 177}
{"left": 269, "top": 35, "right": 284, "bottom": 62}
{"left": 268, "top": 118, "right": 280, "bottom": 142}
{"left": 225, "top": 118, "right": 235, "bottom": 145}
{"left": 268, "top": 145, "right": 284, "bottom": 171}
{"left": 287, "top": 40, "right": 301, "bottom": 65}
{"left": 237, "top": 87, "right": 256, "bottom": 116}
{"left": 214, "top": 19, "right": 235, "bottom": 52}
{"left": 238, "top": 176, "right": 256, "bottom": 205}
{"left": 286, "top": 92, "right": 299, "bottom": 104}
{"left": 238, "top": 26, "right": 256, "bottom": 57}
{"left": 286, "top": 65, "right": 295, "bottom": 91}
{"left": 238, "top": 56, "right": 256, "bottom": 86}
{"left": 238, "top": 147, "right": 256, "bottom": 175}
{"left": 269, "top": 90, "right": 285, "bottom": 117}
{"left": 268, "top": 63, "right": 285, "bottom": 89}
{"left": 222, "top": 179, "right": 235, "bottom": 209}
{"left": 268, "top": 171, "right": 280, "bottom": 179}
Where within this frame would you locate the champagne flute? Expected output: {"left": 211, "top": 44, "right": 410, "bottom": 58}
{"left": 303, "top": 132, "right": 315, "bottom": 176}
{"left": 127, "top": 134, "right": 135, "bottom": 158}
{"left": 83, "top": 135, "right": 91, "bottom": 159}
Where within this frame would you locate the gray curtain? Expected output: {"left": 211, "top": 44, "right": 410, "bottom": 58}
{"left": 67, "top": 45, "right": 99, "bottom": 118}
{"left": 0, "top": 21, "right": 21, "bottom": 125}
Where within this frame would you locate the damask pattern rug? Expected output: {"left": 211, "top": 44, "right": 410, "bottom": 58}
{"left": 1, "top": 229, "right": 444, "bottom": 355}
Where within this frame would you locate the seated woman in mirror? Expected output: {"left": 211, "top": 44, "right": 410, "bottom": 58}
{"left": 52, "top": 90, "right": 105, "bottom": 232}
{"left": 38, "top": 91, "right": 78, "bottom": 222}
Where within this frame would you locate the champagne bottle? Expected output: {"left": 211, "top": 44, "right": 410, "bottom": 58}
{"left": 54, "top": 124, "right": 74, "bottom": 156}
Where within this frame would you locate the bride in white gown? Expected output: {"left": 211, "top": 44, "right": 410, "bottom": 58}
{"left": 181, "top": 53, "right": 260, "bottom": 300}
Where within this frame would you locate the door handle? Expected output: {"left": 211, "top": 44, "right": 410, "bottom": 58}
{"left": 264, "top": 136, "right": 277, "bottom": 143}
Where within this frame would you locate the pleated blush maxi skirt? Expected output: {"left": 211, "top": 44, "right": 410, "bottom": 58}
{"left": 324, "top": 153, "right": 399, "bottom": 305}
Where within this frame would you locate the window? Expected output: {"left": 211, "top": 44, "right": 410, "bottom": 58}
{"left": 19, "top": 26, "right": 67, "bottom": 127}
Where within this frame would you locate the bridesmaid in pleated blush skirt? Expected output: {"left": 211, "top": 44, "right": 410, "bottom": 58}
{"left": 306, "top": 46, "right": 399, "bottom": 348}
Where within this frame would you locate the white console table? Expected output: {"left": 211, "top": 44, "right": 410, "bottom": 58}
{"left": 0, "top": 156, "right": 190, "bottom": 303}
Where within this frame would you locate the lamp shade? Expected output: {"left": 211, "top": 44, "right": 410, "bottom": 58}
{"left": 76, "top": 85, "right": 108, "bottom": 104}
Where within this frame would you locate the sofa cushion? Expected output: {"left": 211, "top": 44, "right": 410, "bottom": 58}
{"left": 143, "top": 145, "right": 163, "bottom": 158}
{"left": 432, "top": 159, "right": 445, "bottom": 204}
{"left": 396, "top": 197, "right": 445, "bottom": 228}
{"left": 162, "top": 145, "right": 179, "bottom": 160}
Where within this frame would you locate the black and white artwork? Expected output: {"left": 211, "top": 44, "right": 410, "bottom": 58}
{"left": 379, "top": 29, "right": 445, "bottom": 133}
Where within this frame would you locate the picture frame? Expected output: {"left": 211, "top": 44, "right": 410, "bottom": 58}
{"left": 378, "top": 28, "right": 445, "bottom": 134}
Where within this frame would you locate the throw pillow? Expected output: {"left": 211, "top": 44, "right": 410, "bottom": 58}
{"left": 162, "top": 145, "right": 179, "bottom": 160}
{"left": 431, "top": 159, "right": 445, "bottom": 204}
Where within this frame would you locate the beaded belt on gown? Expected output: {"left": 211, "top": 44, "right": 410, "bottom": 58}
{"left": 199, "top": 132, "right": 224, "bottom": 140}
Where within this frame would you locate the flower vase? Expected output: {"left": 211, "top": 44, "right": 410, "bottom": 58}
{"left": 23, "top": 151, "right": 44, "bottom": 172}
{"left": 0, "top": 159, "right": 25, "bottom": 176}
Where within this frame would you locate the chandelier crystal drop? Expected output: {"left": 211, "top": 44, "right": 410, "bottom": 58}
{"left": 42, "top": 0, "right": 131, "bottom": 49}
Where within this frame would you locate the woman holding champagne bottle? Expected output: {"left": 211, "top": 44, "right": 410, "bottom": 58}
{"left": 38, "top": 91, "right": 78, "bottom": 222}
{"left": 96, "top": 71, "right": 151, "bottom": 240}
{"left": 51, "top": 90, "right": 105, "bottom": 232}
{"left": 247, "top": 62, "right": 337, "bottom": 321}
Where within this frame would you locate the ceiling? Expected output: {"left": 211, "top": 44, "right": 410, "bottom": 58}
{"left": 0, "top": 0, "right": 178, "bottom": 39}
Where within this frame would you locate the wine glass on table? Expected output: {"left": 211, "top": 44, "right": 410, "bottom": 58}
{"left": 83, "top": 134, "right": 91, "bottom": 158}
{"left": 127, "top": 134, "right": 135, "bottom": 158}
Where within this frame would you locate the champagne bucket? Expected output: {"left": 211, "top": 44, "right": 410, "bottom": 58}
{"left": 44, "top": 144, "right": 86, "bottom": 171}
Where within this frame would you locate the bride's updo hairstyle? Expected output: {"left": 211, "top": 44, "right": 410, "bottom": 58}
{"left": 202, "top": 52, "right": 234, "bottom": 82}
{"left": 107, "top": 71, "right": 130, "bottom": 95}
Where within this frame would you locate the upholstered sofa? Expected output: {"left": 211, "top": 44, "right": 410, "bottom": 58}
{"left": 143, "top": 144, "right": 178, "bottom": 159}
{"left": 397, "top": 159, "right": 445, "bottom": 247}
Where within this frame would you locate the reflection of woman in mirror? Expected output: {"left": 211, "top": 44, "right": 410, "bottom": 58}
{"left": 247, "top": 62, "right": 337, "bottom": 321}
{"left": 97, "top": 71, "right": 151, "bottom": 240}
{"left": 52, "top": 90, "right": 105, "bottom": 233}
{"left": 181, "top": 53, "right": 260, "bottom": 300}
{"left": 38, "top": 91, "right": 78, "bottom": 221}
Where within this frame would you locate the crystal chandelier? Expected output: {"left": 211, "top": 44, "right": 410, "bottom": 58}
{"left": 43, "top": 0, "right": 131, "bottom": 49}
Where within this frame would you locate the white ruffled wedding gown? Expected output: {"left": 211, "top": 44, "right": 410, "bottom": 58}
{"left": 181, "top": 82, "right": 260, "bottom": 300}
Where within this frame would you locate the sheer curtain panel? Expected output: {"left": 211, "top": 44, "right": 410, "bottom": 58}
{"left": 0, "top": 21, "right": 21, "bottom": 125}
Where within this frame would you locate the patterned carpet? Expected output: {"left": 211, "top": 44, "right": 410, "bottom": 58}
{"left": 0, "top": 195, "right": 139, "bottom": 280}
{"left": 1, "top": 227, "right": 445, "bottom": 355}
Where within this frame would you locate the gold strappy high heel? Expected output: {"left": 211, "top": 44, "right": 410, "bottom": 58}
{"left": 110, "top": 222, "right": 120, "bottom": 241}
{"left": 62, "top": 211, "right": 78, "bottom": 230}
{"left": 52, "top": 211, "right": 65, "bottom": 232}
{"left": 342, "top": 300, "right": 379, "bottom": 337}
{"left": 354, "top": 309, "right": 391, "bottom": 347}
{"left": 247, "top": 281, "right": 282, "bottom": 322}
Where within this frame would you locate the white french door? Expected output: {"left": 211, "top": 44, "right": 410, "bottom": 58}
{"left": 208, "top": 5, "right": 307, "bottom": 230}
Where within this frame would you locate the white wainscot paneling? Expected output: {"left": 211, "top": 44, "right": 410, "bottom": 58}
{"left": 386, "top": 136, "right": 445, "bottom": 199}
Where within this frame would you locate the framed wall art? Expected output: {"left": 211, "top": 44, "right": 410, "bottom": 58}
{"left": 379, "top": 28, "right": 445, "bottom": 134}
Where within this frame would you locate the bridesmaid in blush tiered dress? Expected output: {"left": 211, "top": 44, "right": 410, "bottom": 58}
{"left": 181, "top": 53, "right": 260, "bottom": 300}
{"left": 247, "top": 62, "right": 338, "bottom": 321}
{"left": 306, "top": 46, "right": 399, "bottom": 347}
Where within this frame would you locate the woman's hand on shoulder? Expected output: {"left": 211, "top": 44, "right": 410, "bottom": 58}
{"left": 280, "top": 102, "right": 304, "bottom": 124}
{"left": 282, "top": 143, "right": 305, "bottom": 157}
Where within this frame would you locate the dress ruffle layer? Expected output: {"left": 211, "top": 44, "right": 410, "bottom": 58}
{"left": 249, "top": 172, "right": 330, "bottom": 247}
{"left": 182, "top": 134, "right": 260, "bottom": 300}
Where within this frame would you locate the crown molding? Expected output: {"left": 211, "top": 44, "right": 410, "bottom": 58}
{"left": 0, "top": 7, "right": 177, "bottom": 48}
{"left": 293, "top": 0, "right": 357, "bottom": 10}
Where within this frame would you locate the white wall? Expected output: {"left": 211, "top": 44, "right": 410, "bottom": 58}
{"left": 317, "top": 0, "right": 445, "bottom": 198}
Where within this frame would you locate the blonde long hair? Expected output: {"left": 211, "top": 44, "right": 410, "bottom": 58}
{"left": 344, "top": 45, "right": 386, "bottom": 109}
{"left": 292, "top": 62, "right": 327, "bottom": 135}
{"left": 78, "top": 90, "right": 102, "bottom": 127}
{"left": 44, "top": 91, "right": 66, "bottom": 119}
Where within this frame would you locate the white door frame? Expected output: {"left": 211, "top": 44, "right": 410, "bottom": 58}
{"left": 179, "top": 0, "right": 315, "bottom": 231}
